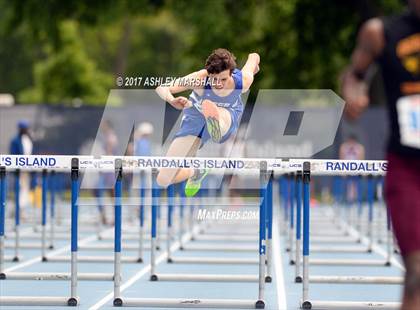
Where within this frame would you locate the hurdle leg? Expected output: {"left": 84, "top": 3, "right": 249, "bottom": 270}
{"left": 167, "top": 185, "right": 174, "bottom": 262}
{"left": 376, "top": 178, "right": 382, "bottom": 244}
{"left": 150, "top": 169, "right": 159, "bottom": 280}
{"left": 113, "top": 159, "right": 123, "bottom": 305}
{"left": 138, "top": 176, "right": 145, "bottom": 263}
{"left": 344, "top": 177, "right": 352, "bottom": 227}
{"left": 356, "top": 175, "right": 363, "bottom": 240}
{"left": 96, "top": 187, "right": 104, "bottom": 239}
{"left": 274, "top": 177, "right": 282, "bottom": 235}
{"left": 295, "top": 171, "right": 303, "bottom": 282}
{"left": 339, "top": 177, "right": 347, "bottom": 232}
{"left": 156, "top": 194, "right": 161, "bottom": 251}
{"left": 285, "top": 175, "right": 291, "bottom": 252}
{"left": 386, "top": 206, "right": 392, "bottom": 266}
{"left": 56, "top": 175, "right": 62, "bottom": 227}
{"left": 138, "top": 221, "right": 144, "bottom": 262}
{"left": 332, "top": 176, "right": 341, "bottom": 223}
{"left": 69, "top": 158, "right": 79, "bottom": 306}
{"left": 278, "top": 177, "right": 287, "bottom": 236}
{"left": 342, "top": 176, "right": 348, "bottom": 225}
{"left": 31, "top": 172, "right": 39, "bottom": 233}
{"left": 256, "top": 162, "right": 268, "bottom": 309}
{"left": 302, "top": 162, "right": 311, "bottom": 308}
{"left": 352, "top": 177, "right": 359, "bottom": 231}
{"left": 281, "top": 176, "right": 289, "bottom": 237}
{"left": 49, "top": 171, "right": 56, "bottom": 249}
{"left": 41, "top": 170, "right": 47, "bottom": 261}
{"left": 266, "top": 173, "right": 273, "bottom": 283}
{"left": 289, "top": 173, "right": 295, "bottom": 264}
{"left": 13, "top": 169, "right": 20, "bottom": 261}
{"left": 0, "top": 167, "right": 6, "bottom": 278}
{"left": 367, "top": 175, "right": 374, "bottom": 253}
{"left": 393, "top": 233, "right": 399, "bottom": 254}
{"left": 178, "top": 182, "right": 185, "bottom": 249}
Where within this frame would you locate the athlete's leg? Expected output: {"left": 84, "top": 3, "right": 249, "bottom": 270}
{"left": 402, "top": 252, "right": 420, "bottom": 310}
{"left": 202, "top": 99, "right": 232, "bottom": 142}
{"left": 385, "top": 153, "right": 420, "bottom": 310}
{"left": 156, "top": 135, "right": 201, "bottom": 188}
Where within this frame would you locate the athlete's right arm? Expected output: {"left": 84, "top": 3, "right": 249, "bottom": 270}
{"left": 341, "top": 18, "right": 384, "bottom": 120}
{"left": 241, "top": 53, "right": 260, "bottom": 93}
{"left": 155, "top": 69, "right": 208, "bottom": 109}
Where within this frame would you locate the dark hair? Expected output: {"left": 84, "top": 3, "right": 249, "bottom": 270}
{"left": 205, "top": 48, "right": 237, "bottom": 74}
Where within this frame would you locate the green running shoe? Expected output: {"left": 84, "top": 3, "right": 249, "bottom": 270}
{"left": 185, "top": 168, "right": 209, "bottom": 197}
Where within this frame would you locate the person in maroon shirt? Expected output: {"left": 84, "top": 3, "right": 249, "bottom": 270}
{"left": 341, "top": 1, "right": 420, "bottom": 308}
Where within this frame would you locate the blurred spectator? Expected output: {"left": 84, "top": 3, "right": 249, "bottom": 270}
{"left": 339, "top": 135, "right": 365, "bottom": 203}
{"left": 132, "top": 122, "right": 154, "bottom": 212}
{"left": 10, "top": 120, "right": 33, "bottom": 155}
{"left": 9, "top": 121, "right": 36, "bottom": 218}
{"left": 339, "top": 135, "right": 365, "bottom": 160}
{"left": 96, "top": 119, "right": 119, "bottom": 225}
{"left": 98, "top": 119, "right": 118, "bottom": 156}
{"left": 134, "top": 122, "right": 154, "bottom": 156}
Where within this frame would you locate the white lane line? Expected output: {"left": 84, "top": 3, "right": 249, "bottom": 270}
{"left": 89, "top": 229, "right": 198, "bottom": 310}
{"left": 4, "top": 228, "right": 113, "bottom": 272}
{"left": 273, "top": 215, "right": 287, "bottom": 310}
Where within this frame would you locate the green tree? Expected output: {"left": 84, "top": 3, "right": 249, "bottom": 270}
{"left": 0, "top": 0, "right": 406, "bottom": 105}
{"left": 19, "top": 21, "right": 113, "bottom": 105}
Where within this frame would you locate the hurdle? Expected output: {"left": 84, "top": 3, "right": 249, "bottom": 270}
{"left": 111, "top": 158, "right": 277, "bottom": 309}
{"left": 290, "top": 159, "right": 402, "bottom": 310}
{"left": 158, "top": 170, "right": 263, "bottom": 276}
{"left": 151, "top": 169, "right": 271, "bottom": 282}
{"left": 1, "top": 154, "right": 402, "bottom": 309}
{"left": 288, "top": 173, "right": 295, "bottom": 264}
{"left": 178, "top": 197, "right": 260, "bottom": 253}
{"left": 138, "top": 170, "right": 147, "bottom": 259}
{"left": 294, "top": 171, "right": 302, "bottom": 281}
{"left": 301, "top": 175, "right": 372, "bottom": 254}
{"left": 0, "top": 157, "right": 127, "bottom": 307}
{"left": 4, "top": 170, "right": 51, "bottom": 256}
{"left": 0, "top": 155, "right": 275, "bottom": 308}
{"left": 293, "top": 174, "right": 393, "bottom": 280}
{"left": 278, "top": 174, "right": 289, "bottom": 237}
{"left": 1, "top": 163, "right": 115, "bottom": 280}
{"left": 0, "top": 161, "right": 77, "bottom": 306}
{"left": 165, "top": 184, "right": 260, "bottom": 265}
{"left": 46, "top": 169, "right": 156, "bottom": 264}
{"left": 4, "top": 169, "right": 85, "bottom": 260}
{"left": 12, "top": 169, "right": 20, "bottom": 261}
{"left": 165, "top": 175, "right": 262, "bottom": 266}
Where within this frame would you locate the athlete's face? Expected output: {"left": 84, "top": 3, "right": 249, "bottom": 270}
{"left": 209, "top": 70, "right": 231, "bottom": 89}
{"left": 409, "top": 0, "right": 420, "bottom": 18}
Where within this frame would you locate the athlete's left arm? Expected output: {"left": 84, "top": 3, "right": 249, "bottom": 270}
{"left": 241, "top": 53, "right": 260, "bottom": 93}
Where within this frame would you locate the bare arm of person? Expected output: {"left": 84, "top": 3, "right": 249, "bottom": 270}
{"left": 241, "top": 53, "right": 260, "bottom": 93}
{"left": 341, "top": 18, "right": 385, "bottom": 120}
{"left": 155, "top": 69, "right": 208, "bottom": 109}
